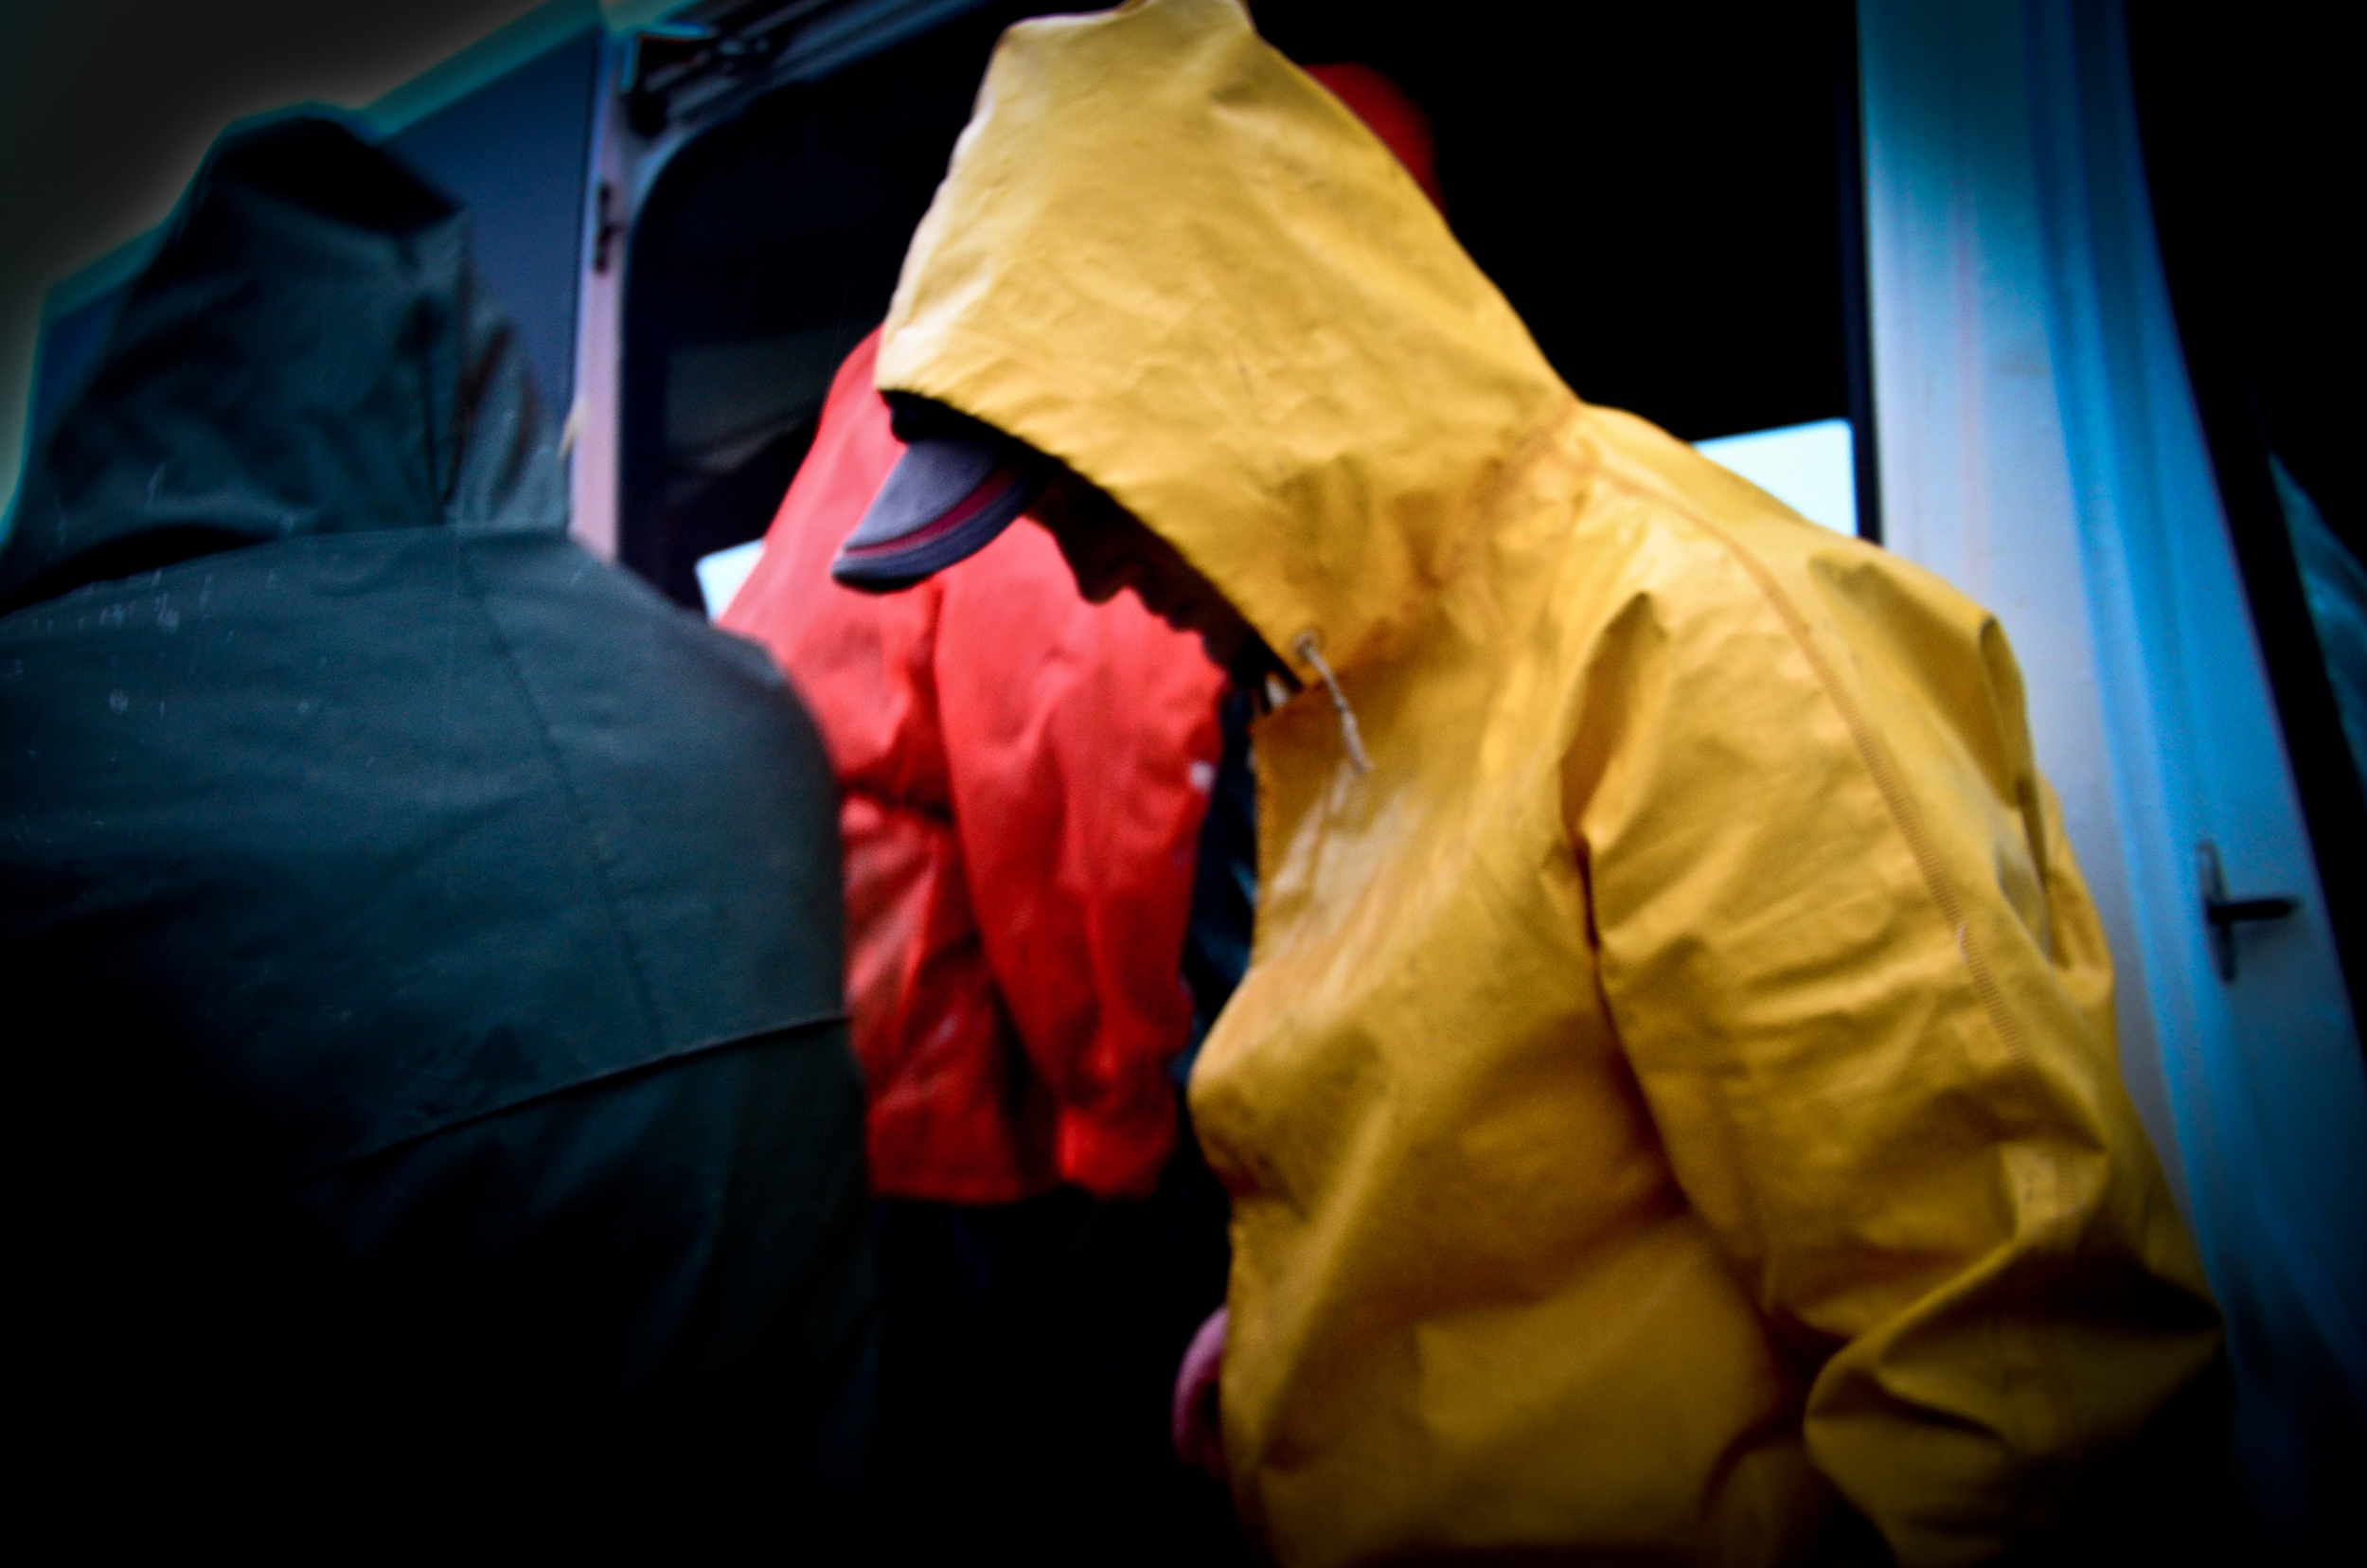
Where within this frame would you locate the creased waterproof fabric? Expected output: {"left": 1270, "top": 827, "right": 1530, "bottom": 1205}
{"left": 0, "top": 118, "right": 870, "bottom": 1492}
{"left": 874, "top": 2, "right": 2222, "bottom": 1562}
{"left": 724, "top": 328, "right": 1223, "bottom": 1202}
{"left": 1, "top": 115, "right": 848, "bottom": 1187}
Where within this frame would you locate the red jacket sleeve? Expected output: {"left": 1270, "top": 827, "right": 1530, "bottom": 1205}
{"left": 726, "top": 326, "right": 1225, "bottom": 1200}
{"left": 935, "top": 525, "right": 1225, "bottom": 1197}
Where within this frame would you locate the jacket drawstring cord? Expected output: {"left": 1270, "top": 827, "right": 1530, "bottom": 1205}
{"left": 1293, "top": 632, "right": 1374, "bottom": 775}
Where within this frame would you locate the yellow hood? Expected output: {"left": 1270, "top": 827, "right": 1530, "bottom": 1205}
{"left": 880, "top": 3, "right": 2219, "bottom": 1564}
{"left": 877, "top": 0, "right": 1566, "bottom": 683}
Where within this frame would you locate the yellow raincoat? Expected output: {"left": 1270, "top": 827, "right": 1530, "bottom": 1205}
{"left": 875, "top": 2, "right": 2221, "bottom": 1561}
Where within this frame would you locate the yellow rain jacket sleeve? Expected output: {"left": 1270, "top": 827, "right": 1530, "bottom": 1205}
{"left": 873, "top": 3, "right": 2223, "bottom": 1563}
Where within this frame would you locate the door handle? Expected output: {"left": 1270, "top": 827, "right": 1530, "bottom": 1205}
{"left": 2198, "top": 840, "right": 2299, "bottom": 982}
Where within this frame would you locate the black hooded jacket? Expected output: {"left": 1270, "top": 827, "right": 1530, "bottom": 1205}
{"left": 1, "top": 117, "right": 870, "bottom": 1513}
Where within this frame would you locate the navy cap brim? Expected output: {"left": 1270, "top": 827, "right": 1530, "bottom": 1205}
{"left": 831, "top": 428, "right": 1050, "bottom": 593}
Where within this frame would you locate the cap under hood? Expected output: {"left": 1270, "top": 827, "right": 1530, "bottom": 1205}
{"left": 0, "top": 116, "right": 561, "bottom": 613}
{"left": 875, "top": 0, "right": 1572, "bottom": 681}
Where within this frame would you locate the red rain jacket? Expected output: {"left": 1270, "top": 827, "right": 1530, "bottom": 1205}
{"left": 723, "top": 330, "right": 1223, "bottom": 1203}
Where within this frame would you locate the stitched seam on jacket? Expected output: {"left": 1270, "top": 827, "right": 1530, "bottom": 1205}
{"left": 1672, "top": 507, "right": 2079, "bottom": 1509}
{"left": 1545, "top": 448, "right": 2074, "bottom": 1467}
{"left": 1544, "top": 454, "right": 2037, "bottom": 1074}
{"left": 443, "top": 542, "right": 864, "bottom": 1176}
{"left": 1697, "top": 516, "right": 2032, "bottom": 1072}
{"left": 453, "top": 534, "right": 674, "bottom": 1056}
{"left": 255, "top": 534, "right": 810, "bottom": 1193}
{"left": 267, "top": 1012, "right": 851, "bottom": 1197}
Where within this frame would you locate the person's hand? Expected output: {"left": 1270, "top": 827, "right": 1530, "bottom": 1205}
{"left": 1170, "top": 1305, "right": 1229, "bottom": 1480}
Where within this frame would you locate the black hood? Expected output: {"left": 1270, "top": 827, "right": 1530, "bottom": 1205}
{"left": 0, "top": 115, "right": 561, "bottom": 612}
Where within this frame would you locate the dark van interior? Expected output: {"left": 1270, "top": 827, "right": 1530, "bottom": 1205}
{"left": 618, "top": 0, "right": 1865, "bottom": 609}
